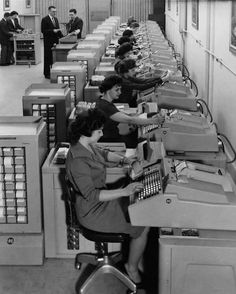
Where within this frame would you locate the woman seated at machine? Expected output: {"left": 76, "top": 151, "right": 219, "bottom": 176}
{"left": 118, "top": 36, "right": 132, "bottom": 46}
{"left": 66, "top": 107, "right": 149, "bottom": 286}
{"left": 116, "top": 58, "right": 170, "bottom": 107}
{"left": 95, "top": 74, "right": 164, "bottom": 148}
{"left": 122, "top": 29, "right": 137, "bottom": 44}
{"left": 127, "top": 16, "right": 136, "bottom": 27}
{"left": 118, "top": 36, "right": 140, "bottom": 52}
{"left": 114, "top": 42, "right": 142, "bottom": 74}
{"left": 115, "top": 42, "right": 134, "bottom": 61}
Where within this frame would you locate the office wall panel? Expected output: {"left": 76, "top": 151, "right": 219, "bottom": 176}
{"left": 87, "top": 0, "right": 111, "bottom": 33}
{"left": 165, "top": 0, "right": 236, "bottom": 180}
{"left": 112, "top": 0, "right": 151, "bottom": 23}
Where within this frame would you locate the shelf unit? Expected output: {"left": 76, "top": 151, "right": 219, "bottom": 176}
{"left": 14, "top": 33, "right": 41, "bottom": 65}
{"left": 19, "top": 14, "right": 41, "bottom": 34}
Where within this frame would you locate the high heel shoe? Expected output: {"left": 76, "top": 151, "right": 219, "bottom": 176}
{"left": 123, "top": 264, "right": 145, "bottom": 289}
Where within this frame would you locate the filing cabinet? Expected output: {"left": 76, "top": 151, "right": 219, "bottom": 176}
{"left": 51, "top": 62, "right": 87, "bottom": 106}
{"left": 22, "top": 83, "right": 71, "bottom": 151}
{"left": 0, "top": 117, "right": 47, "bottom": 264}
{"left": 52, "top": 43, "right": 77, "bottom": 63}
{"left": 67, "top": 51, "right": 99, "bottom": 81}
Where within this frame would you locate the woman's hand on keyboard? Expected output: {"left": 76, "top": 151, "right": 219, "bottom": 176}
{"left": 149, "top": 113, "right": 165, "bottom": 125}
{"left": 124, "top": 155, "right": 138, "bottom": 166}
{"left": 125, "top": 182, "right": 144, "bottom": 196}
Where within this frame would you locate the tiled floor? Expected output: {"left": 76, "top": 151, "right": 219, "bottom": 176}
{"left": 0, "top": 59, "right": 49, "bottom": 116}
{"left": 0, "top": 258, "right": 145, "bottom": 294}
{"left": 0, "top": 258, "right": 79, "bottom": 294}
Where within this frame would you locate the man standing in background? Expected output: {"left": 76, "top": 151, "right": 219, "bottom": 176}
{"left": 66, "top": 9, "right": 83, "bottom": 39}
{"left": 41, "top": 6, "right": 63, "bottom": 79}
{"left": 7, "top": 11, "right": 24, "bottom": 64}
{"left": 0, "top": 12, "right": 14, "bottom": 65}
{"left": 8, "top": 11, "right": 24, "bottom": 33}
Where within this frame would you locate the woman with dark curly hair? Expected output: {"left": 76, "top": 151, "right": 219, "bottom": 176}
{"left": 116, "top": 58, "right": 170, "bottom": 107}
{"left": 66, "top": 107, "right": 149, "bottom": 285}
{"left": 95, "top": 74, "right": 164, "bottom": 147}
{"left": 118, "top": 36, "right": 132, "bottom": 46}
{"left": 115, "top": 42, "right": 133, "bottom": 60}
{"left": 113, "top": 41, "right": 143, "bottom": 74}
{"left": 122, "top": 29, "right": 136, "bottom": 43}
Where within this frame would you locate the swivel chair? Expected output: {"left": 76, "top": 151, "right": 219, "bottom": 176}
{"left": 64, "top": 176, "right": 137, "bottom": 294}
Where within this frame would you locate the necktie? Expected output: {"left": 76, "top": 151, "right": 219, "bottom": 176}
{"left": 69, "top": 20, "right": 73, "bottom": 32}
{"left": 51, "top": 17, "right": 56, "bottom": 27}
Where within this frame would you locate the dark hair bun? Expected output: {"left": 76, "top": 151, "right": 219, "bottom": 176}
{"left": 115, "top": 42, "right": 133, "bottom": 58}
{"left": 99, "top": 74, "right": 122, "bottom": 93}
{"left": 118, "top": 36, "right": 131, "bottom": 45}
{"left": 118, "top": 58, "right": 136, "bottom": 74}
{"left": 123, "top": 29, "right": 134, "bottom": 37}
{"left": 99, "top": 84, "right": 106, "bottom": 93}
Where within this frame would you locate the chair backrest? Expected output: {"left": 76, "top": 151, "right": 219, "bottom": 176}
{"left": 64, "top": 174, "right": 76, "bottom": 203}
{"left": 64, "top": 175, "right": 79, "bottom": 228}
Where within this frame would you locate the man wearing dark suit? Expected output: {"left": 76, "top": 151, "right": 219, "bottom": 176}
{"left": 8, "top": 11, "right": 24, "bottom": 33}
{"left": 41, "top": 6, "right": 63, "bottom": 79}
{"left": 66, "top": 9, "right": 83, "bottom": 39}
{"left": 7, "top": 11, "right": 24, "bottom": 64}
{"left": 0, "top": 12, "right": 14, "bottom": 65}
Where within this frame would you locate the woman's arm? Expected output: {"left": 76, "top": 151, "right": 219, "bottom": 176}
{"left": 107, "top": 152, "right": 126, "bottom": 164}
{"left": 107, "top": 151, "right": 137, "bottom": 166}
{"left": 110, "top": 111, "right": 164, "bottom": 126}
{"left": 68, "top": 156, "right": 143, "bottom": 202}
{"left": 99, "top": 182, "right": 143, "bottom": 201}
{"left": 132, "top": 76, "right": 163, "bottom": 88}
{"left": 107, "top": 151, "right": 124, "bottom": 163}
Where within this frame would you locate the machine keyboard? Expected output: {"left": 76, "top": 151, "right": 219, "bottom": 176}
{"left": 132, "top": 164, "right": 162, "bottom": 203}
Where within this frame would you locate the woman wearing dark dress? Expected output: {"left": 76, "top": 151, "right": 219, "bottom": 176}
{"left": 114, "top": 42, "right": 134, "bottom": 74}
{"left": 95, "top": 74, "right": 165, "bottom": 147}
{"left": 115, "top": 42, "right": 133, "bottom": 60}
{"left": 66, "top": 108, "right": 148, "bottom": 285}
{"left": 117, "top": 58, "right": 170, "bottom": 107}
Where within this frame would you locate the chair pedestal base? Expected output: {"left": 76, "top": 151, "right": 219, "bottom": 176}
{"left": 75, "top": 255, "right": 137, "bottom": 294}
{"left": 79, "top": 264, "right": 137, "bottom": 294}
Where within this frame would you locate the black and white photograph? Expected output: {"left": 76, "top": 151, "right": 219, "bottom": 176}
{"left": 3, "top": 0, "right": 10, "bottom": 11}
{"left": 26, "top": 0, "right": 31, "bottom": 8}
{"left": 0, "top": 1, "right": 236, "bottom": 294}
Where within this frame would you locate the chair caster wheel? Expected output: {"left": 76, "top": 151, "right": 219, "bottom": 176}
{"left": 127, "top": 290, "right": 136, "bottom": 294}
{"left": 75, "top": 261, "right": 82, "bottom": 270}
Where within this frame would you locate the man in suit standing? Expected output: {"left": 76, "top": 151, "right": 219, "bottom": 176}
{"left": 0, "top": 12, "right": 14, "bottom": 65}
{"left": 8, "top": 11, "right": 24, "bottom": 33}
{"left": 41, "top": 6, "right": 63, "bottom": 79}
{"left": 7, "top": 11, "right": 24, "bottom": 64}
{"left": 66, "top": 9, "right": 83, "bottom": 39}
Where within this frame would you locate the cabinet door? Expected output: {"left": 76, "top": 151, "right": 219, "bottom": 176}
{"left": 171, "top": 245, "right": 236, "bottom": 294}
